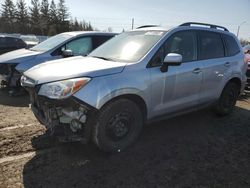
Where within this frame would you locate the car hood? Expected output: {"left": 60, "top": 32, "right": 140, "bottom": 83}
{"left": 23, "top": 56, "right": 127, "bottom": 85}
{"left": 0, "top": 49, "right": 42, "bottom": 64}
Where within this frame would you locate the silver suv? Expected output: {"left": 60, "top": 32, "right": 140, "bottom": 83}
{"left": 21, "top": 22, "right": 247, "bottom": 152}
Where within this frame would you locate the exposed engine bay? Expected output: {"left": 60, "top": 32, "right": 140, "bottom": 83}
{"left": 27, "top": 87, "right": 95, "bottom": 143}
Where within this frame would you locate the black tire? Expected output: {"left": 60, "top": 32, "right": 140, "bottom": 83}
{"left": 214, "top": 82, "right": 240, "bottom": 116}
{"left": 92, "top": 99, "right": 143, "bottom": 153}
{"left": 33, "top": 112, "right": 46, "bottom": 125}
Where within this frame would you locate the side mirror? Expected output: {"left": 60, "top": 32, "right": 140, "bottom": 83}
{"left": 161, "top": 53, "right": 182, "bottom": 72}
{"left": 164, "top": 53, "right": 182, "bottom": 65}
{"left": 62, "top": 49, "right": 74, "bottom": 58}
{"left": 81, "top": 52, "right": 89, "bottom": 57}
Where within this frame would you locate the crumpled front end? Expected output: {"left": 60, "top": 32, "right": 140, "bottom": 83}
{"left": 26, "top": 86, "right": 96, "bottom": 143}
{"left": 0, "top": 63, "right": 21, "bottom": 88}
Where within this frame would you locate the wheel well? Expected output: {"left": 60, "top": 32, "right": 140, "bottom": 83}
{"left": 103, "top": 94, "right": 148, "bottom": 121}
{"left": 228, "top": 77, "right": 241, "bottom": 92}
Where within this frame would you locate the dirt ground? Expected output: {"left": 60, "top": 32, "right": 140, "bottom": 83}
{"left": 0, "top": 89, "right": 250, "bottom": 188}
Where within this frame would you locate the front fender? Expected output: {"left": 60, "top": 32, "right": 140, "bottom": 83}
{"left": 73, "top": 68, "right": 150, "bottom": 110}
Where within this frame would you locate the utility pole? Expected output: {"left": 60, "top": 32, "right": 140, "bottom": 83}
{"left": 237, "top": 21, "right": 247, "bottom": 38}
{"left": 131, "top": 18, "right": 134, "bottom": 30}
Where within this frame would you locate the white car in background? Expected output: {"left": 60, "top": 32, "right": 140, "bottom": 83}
{"left": 20, "top": 35, "right": 39, "bottom": 48}
{"left": 0, "top": 31, "right": 116, "bottom": 93}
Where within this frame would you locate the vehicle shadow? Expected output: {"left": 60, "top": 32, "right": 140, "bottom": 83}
{"left": 23, "top": 106, "right": 250, "bottom": 188}
{"left": 0, "top": 89, "right": 29, "bottom": 107}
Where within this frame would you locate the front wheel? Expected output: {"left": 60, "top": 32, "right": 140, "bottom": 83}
{"left": 92, "top": 99, "right": 143, "bottom": 153}
{"left": 214, "top": 82, "right": 240, "bottom": 116}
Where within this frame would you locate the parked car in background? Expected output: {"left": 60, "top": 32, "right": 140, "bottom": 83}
{"left": 0, "top": 35, "right": 27, "bottom": 55}
{"left": 20, "top": 35, "right": 39, "bottom": 48}
{"left": 0, "top": 31, "right": 116, "bottom": 93}
{"left": 21, "top": 22, "right": 247, "bottom": 152}
{"left": 36, "top": 35, "right": 49, "bottom": 43}
{"left": 243, "top": 45, "right": 250, "bottom": 92}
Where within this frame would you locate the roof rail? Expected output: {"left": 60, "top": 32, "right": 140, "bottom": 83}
{"left": 179, "top": 22, "right": 229, "bottom": 32}
{"left": 136, "top": 25, "right": 159, "bottom": 29}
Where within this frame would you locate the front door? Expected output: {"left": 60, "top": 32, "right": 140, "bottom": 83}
{"left": 148, "top": 30, "right": 202, "bottom": 118}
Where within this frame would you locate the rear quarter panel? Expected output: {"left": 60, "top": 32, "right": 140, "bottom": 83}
{"left": 217, "top": 52, "right": 246, "bottom": 96}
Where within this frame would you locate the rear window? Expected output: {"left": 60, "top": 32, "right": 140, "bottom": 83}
{"left": 199, "top": 31, "right": 224, "bottom": 60}
{"left": 223, "top": 35, "right": 240, "bottom": 56}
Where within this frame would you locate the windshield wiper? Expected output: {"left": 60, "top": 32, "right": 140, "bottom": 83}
{"left": 91, "top": 56, "right": 115, "bottom": 61}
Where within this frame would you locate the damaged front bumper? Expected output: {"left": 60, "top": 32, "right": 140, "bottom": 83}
{"left": 27, "top": 87, "right": 96, "bottom": 143}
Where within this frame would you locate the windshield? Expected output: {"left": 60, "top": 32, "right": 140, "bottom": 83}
{"left": 89, "top": 30, "right": 165, "bottom": 62}
{"left": 31, "top": 33, "right": 73, "bottom": 52}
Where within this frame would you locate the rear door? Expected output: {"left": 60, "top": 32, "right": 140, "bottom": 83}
{"left": 198, "top": 31, "right": 230, "bottom": 103}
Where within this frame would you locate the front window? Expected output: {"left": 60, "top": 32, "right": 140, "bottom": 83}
{"left": 62, "top": 37, "right": 93, "bottom": 55}
{"left": 150, "top": 31, "right": 197, "bottom": 67}
{"left": 31, "top": 33, "right": 73, "bottom": 52}
{"left": 89, "top": 31, "right": 165, "bottom": 62}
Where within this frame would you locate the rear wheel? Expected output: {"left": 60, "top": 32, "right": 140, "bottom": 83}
{"left": 92, "top": 99, "right": 143, "bottom": 153}
{"left": 214, "top": 82, "right": 240, "bottom": 116}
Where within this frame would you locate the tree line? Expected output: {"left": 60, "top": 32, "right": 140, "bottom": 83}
{"left": 0, "top": 0, "right": 94, "bottom": 36}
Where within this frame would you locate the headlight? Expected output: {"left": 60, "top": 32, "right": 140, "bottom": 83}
{"left": 38, "top": 78, "right": 91, "bottom": 99}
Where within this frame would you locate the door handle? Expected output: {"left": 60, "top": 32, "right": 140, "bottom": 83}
{"left": 192, "top": 68, "right": 202, "bottom": 74}
{"left": 224, "top": 62, "right": 230, "bottom": 67}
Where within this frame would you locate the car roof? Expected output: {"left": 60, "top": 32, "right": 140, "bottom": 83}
{"left": 134, "top": 22, "right": 231, "bottom": 35}
{"left": 135, "top": 27, "right": 169, "bottom": 32}
{"left": 0, "top": 35, "right": 21, "bottom": 40}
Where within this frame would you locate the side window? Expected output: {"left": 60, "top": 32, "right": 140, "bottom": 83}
{"left": 0, "top": 38, "right": 7, "bottom": 47}
{"left": 199, "top": 32, "right": 224, "bottom": 60}
{"left": 165, "top": 31, "right": 197, "bottom": 62}
{"left": 150, "top": 46, "right": 165, "bottom": 67}
{"left": 223, "top": 35, "right": 240, "bottom": 56}
{"left": 17, "top": 38, "right": 26, "bottom": 47}
{"left": 92, "top": 35, "right": 113, "bottom": 49}
{"left": 63, "top": 37, "right": 93, "bottom": 55}
{"left": 5, "top": 38, "right": 24, "bottom": 48}
{"left": 11, "top": 38, "right": 25, "bottom": 47}
{"left": 150, "top": 31, "right": 197, "bottom": 67}
{"left": 5, "top": 38, "right": 13, "bottom": 47}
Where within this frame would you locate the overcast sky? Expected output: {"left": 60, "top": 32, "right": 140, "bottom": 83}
{"left": 1, "top": 0, "right": 249, "bottom": 39}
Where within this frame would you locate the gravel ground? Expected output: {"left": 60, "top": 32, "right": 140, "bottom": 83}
{"left": 0, "top": 89, "right": 250, "bottom": 188}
